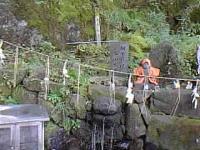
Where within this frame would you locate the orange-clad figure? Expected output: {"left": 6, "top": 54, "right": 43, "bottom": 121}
{"left": 133, "top": 58, "right": 160, "bottom": 88}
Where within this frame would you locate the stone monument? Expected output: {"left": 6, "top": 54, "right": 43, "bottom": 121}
{"left": 108, "top": 41, "right": 129, "bottom": 73}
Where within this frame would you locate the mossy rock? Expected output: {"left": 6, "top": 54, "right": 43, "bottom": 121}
{"left": 0, "top": 69, "right": 27, "bottom": 87}
{"left": 152, "top": 89, "right": 200, "bottom": 119}
{"left": 68, "top": 94, "right": 88, "bottom": 120}
{"left": 147, "top": 115, "right": 200, "bottom": 150}
{"left": 12, "top": 85, "right": 38, "bottom": 104}
{"left": 125, "top": 104, "right": 146, "bottom": 139}
{"left": 23, "top": 77, "right": 43, "bottom": 92}
{"left": 88, "top": 84, "right": 127, "bottom": 103}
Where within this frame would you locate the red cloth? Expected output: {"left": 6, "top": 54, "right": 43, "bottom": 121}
{"left": 133, "top": 59, "right": 160, "bottom": 85}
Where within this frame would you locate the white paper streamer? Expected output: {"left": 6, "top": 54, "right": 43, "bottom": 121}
{"left": 186, "top": 81, "right": 193, "bottom": 89}
{"left": 62, "top": 60, "right": 70, "bottom": 85}
{"left": 44, "top": 57, "right": 50, "bottom": 100}
{"left": 126, "top": 74, "right": 134, "bottom": 104}
{"left": 192, "top": 80, "right": 199, "bottom": 109}
{"left": 0, "top": 40, "right": 6, "bottom": 66}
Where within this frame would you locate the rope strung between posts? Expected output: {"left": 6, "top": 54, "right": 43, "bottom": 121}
{"left": 2, "top": 39, "right": 200, "bottom": 113}
{"left": 2, "top": 39, "right": 200, "bottom": 83}
{"left": 13, "top": 46, "right": 19, "bottom": 87}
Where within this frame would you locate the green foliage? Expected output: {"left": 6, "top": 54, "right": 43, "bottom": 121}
{"left": 0, "top": 96, "right": 19, "bottom": 105}
{"left": 145, "top": 11, "right": 170, "bottom": 42}
{"left": 67, "top": 68, "right": 90, "bottom": 96}
{"left": 47, "top": 69, "right": 87, "bottom": 133}
{"left": 75, "top": 44, "right": 109, "bottom": 71}
{"left": 48, "top": 91, "right": 63, "bottom": 105}
{"left": 76, "top": 44, "right": 108, "bottom": 56}
{"left": 104, "top": 9, "right": 149, "bottom": 32}
{"left": 37, "top": 41, "right": 56, "bottom": 53}
{"left": 47, "top": 87, "right": 81, "bottom": 133}
{"left": 63, "top": 119, "right": 80, "bottom": 133}
{"left": 13, "top": 0, "right": 96, "bottom": 43}
{"left": 122, "top": 33, "right": 147, "bottom": 68}
{"left": 172, "top": 34, "right": 200, "bottom": 76}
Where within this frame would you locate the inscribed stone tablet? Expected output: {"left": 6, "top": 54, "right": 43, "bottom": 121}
{"left": 109, "top": 41, "right": 129, "bottom": 73}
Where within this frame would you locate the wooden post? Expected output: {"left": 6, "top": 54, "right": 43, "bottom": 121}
{"left": 94, "top": 7, "right": 101, "bottom": 46}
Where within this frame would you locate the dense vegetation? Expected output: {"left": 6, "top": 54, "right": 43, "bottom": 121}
{"left": 12, "top": 0, "right": 200, "bottom": 76}
{"left": 7, "top": 0, "right": 200, "bottom": 133}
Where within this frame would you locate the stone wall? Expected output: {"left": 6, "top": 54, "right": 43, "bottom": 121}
{"left": 1, "top": 64, "right": 200, "bottom": 150}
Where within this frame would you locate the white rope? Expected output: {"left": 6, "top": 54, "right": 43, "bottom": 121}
{"left": 192, "top": 79, "right": 199, "bottom": 109}
{"left": 76, "top": 64, "right": 81, "bottom": 105}
{"left": 13, "top": 46, "right": 19, "bottom": 87}
{"left": 44, "top": 56, "right": 50, "bottom": 100}
{"left": 62, "top": 59, "right": 69, "bottom": 85}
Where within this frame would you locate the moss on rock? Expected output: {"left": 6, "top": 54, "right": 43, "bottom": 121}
{"left": 147, "top": 115, "right": 200, "bottom": 150}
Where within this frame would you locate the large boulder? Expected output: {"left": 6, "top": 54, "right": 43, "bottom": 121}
{"left": 68, "top": 94, "right": 88, "bottom": 119}
{"left": 134, "top": 90, "right": 152, "bottom": 104}
{"left": 104, "top": 125, "right": 124, "bottom": 140}
{"left": 0, "top": 69, "right": 27, "bottom": 87}
{"left": 93, "top": 96, "right": 121, "bottom": 115}
{"left": 28, "top": 65, "right": 46, "bottom": 79}
{"left": 23, "top": 77, "right": 43, "bottom": 92}
{"left": 89, "top": 84, "right": 127, "bottom": 103}
{"left": 125, "top": 104, "right": 146, "bottom": 139}
{"left": 147, "top": 115, "right": 200, "bottom": 150}
{"left": 151, "top": 89, "right": 200, "bottom": 119}
{"left": 149, "top": 42, "right": 180, "bottom": 77}
{"left": 12, "top": 85, "right": 38, "bottom": 104}
{"left": 77, "top": 121, "right": 91, "bottom": 142}
{"left": 93, "top": 113, "right": 122, "bottom": 128}
{"left": 138, "top": 103, "right": 151, "bottom": 125}
{"left": 64, "top": 22, "right": 81, "bottom": 43}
